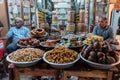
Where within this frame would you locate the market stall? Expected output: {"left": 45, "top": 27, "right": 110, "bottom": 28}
{"left": 6, "top": 33, "right": 120, "bottom": 80}
{"left": 2, "top": 0, "right": 120, "bottom": 80}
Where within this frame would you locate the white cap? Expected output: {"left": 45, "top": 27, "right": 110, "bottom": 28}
{"left": 15, "top": 17, "right": 23, "bottom": 21}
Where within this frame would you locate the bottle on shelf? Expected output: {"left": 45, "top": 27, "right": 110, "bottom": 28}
{"left": 79, "top": 5, "right": 85, "bottom": 23}
{"left": 50, "top": 22, "right": 60, "bottom": 36}
{"left": 50, "top": 10, "right": 60, "bottom": 36}
{"left": 52, "top": 11, "right": 58, "bottom": 24}
{"left": 59, "top": 21, "right": 66, "bottom": 36}
{"left": 76, "top": 5, "right": 87, "bottom": 35}
{"left": 31, "top": 21, "right": 36, "bottom": 30}
{"left": 67, "top": 8, "right": 75, "bottom": 22}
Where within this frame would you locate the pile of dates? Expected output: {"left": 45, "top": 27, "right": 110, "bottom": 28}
{"left": 18, "top": 37, "right": 40, "bottom": 47}
{"left": 81, "top": 40, "right": 119, "bottom": 64}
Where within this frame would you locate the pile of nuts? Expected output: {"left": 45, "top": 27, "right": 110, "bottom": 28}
{"left": 9, "top": 48, "right": 44, "bottom": 62}
{"left": 45, "top": 46, "right": 78, "bottom": 64}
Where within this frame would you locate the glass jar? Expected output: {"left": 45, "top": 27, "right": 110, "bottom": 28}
{"left": 52, "top": 11, "right": 58, "bottom": 24}
{"left": 59, "top": 21, "right": 66, "bottom": 36}
{"left": 40, "top": 21, "right": 49, "bottom": 32}
{"left": 66, "top": 22, "right": 75, "bottom": 34}
{"left": 79, "top": 8, "right": 85, "bottom": 23}
{"left": 76, "top": 23, "right": 87, "bottom": 34}
{"left": 50, "top": 23, "right": 60, "bottom": 36}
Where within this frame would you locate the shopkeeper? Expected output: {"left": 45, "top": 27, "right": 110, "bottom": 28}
{"left": 93, "top": 16, "right": 116, "bottom": 50}
{"left": 0, "top": 17, "right": 30, "bottom": 54}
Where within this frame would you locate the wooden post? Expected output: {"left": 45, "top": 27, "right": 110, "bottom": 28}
{"left": 93, "top": 0, "right": 96, "bottom": 25}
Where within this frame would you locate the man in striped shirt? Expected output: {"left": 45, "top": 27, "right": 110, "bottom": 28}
{"left": 0, "top": 17, "right": 30, "bottom": 54}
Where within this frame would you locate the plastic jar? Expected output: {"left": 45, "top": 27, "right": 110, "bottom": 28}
{"left": 76, "top": 23, "right": 87, "bottom": 34}
{"left": 50, "top": 23, "right": 60, "bottom": 35}
{"left": 52, "top": 11, "right": 58, "bottom": 24}
{"left": 79, "top": 9, "right": 85, "bottom": 23}
{"left": 67, "top": 9, "right": 75, "bottom": 22}
{"left": 66, "top": 22, "right": 75, "bottom": 34}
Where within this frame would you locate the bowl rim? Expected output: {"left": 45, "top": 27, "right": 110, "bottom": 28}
{"left": 61, "top": 34, "right": 79, "bottom": 39}
{"left": 40, "top": 42, "right": 60, "bottom": 48}
{"left": 43, "top": 51, "right": 80, "bottom": 65}
{"left": 80, "top": 53, "right": 120, "bottom": 66}
{"left": 17, "top": 43, "right": 35, "bottom": 48}
{"left": 30, "top": 32, "right": 48, "bottom": 37}
{"left": 59, "top": 43, "right": 83, "bottom": 48}
{"left": 17, "top": 37, "right": 40, "bottom": 48}
{"left": 6, "top": 53, "right": 42, "bottom": 64}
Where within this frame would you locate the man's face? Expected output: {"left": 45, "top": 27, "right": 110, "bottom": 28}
{"left": 99, "top": 18, "right": 107, "bottom": 29}
{"left": 15, "top": 20, "right": 23, "bottom": 28}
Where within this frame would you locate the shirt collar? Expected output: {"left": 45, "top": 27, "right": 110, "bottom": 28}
{"left": 99, "top": 25, "right": 109, "bottom": 30}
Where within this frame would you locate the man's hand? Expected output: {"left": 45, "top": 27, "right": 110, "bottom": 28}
{"left": 0, "top": 36, "right": 8, "bottom": 40}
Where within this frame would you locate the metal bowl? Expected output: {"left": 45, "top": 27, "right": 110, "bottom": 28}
{"left": 43, "top": 51, "right": 80, "bottom": 69}
{"left": 6, "top": 55, "right": 42, "bottom": 67}
{"left": 17, "top": 43, "right": 35, "bottom": 48}
{"left": 80, "top": 53, "right": 120, "bottom": 69}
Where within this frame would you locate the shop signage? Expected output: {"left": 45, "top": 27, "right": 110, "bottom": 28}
{"left": 0, "top": 0, "right": 3, "bottom": 4}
